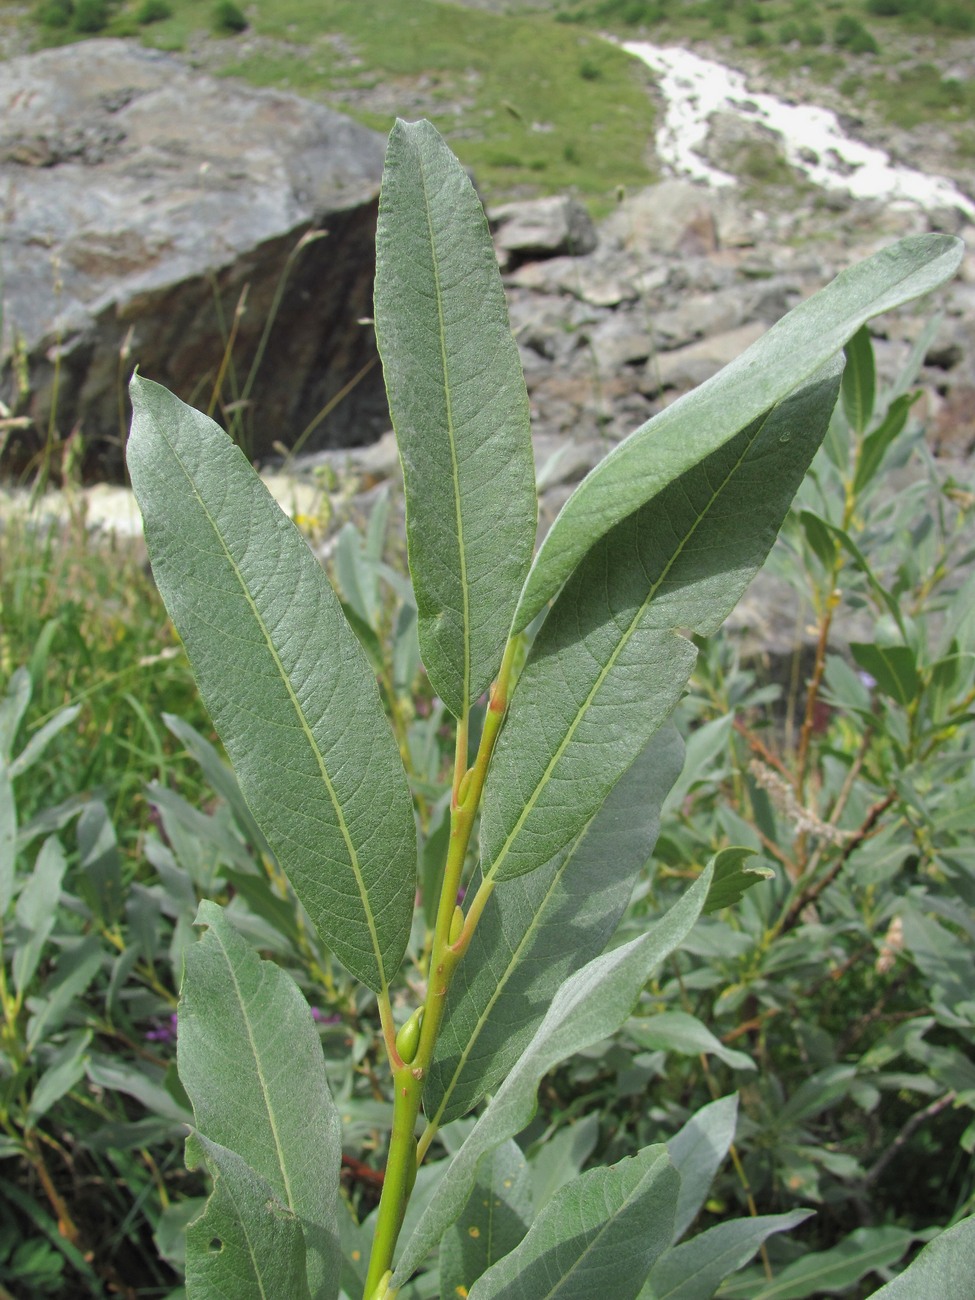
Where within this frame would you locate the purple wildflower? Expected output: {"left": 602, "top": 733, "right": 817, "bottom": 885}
{"left": 145, "top": 1012, "right": 178, "bottom": 1044}
{"left": 311, "top": 1006, "right": 342, "bottom": 1027}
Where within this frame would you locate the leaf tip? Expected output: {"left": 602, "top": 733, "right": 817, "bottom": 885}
{"left": 703, "top": 847, "right": 774, "bottom": 915}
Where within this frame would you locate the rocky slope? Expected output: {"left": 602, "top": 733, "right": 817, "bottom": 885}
{"left": 1, "top": 26, "right": 972, "bottom": 493}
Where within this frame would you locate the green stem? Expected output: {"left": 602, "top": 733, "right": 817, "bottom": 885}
{"left": 362, "top": 640, "right": 517, "bottom": 1297}
{"left": 364, "top": 1062, "right": 420, "bottom": 1297}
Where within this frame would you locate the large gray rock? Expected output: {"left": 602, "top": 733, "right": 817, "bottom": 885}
{"left": 0, "top": 40, "right": 389, "bottom": 475}
{"left": 600, "top": 179, "right": 720, "bottom": 256}
{"left": 490, "top": 195, "right": 597, "bottom": 264}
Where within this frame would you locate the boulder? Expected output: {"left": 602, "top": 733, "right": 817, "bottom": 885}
{"left": 506, "top": 251, "right": 643, "bottom": 307}
{"left": 643, "top": 322, "right": 767, "bottom": 394}
{"left": 0, "top": 40, "right": 389, "bottom": 477}
{"left": 490, "top": 195, "right": 597, "bottom": 264}
{"left": 601, "top": 179, "right": 719, "bottom": 256}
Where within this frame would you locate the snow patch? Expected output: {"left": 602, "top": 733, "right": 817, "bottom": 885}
{"left": 623, "top": 41, "right": 975, "bottom": 220}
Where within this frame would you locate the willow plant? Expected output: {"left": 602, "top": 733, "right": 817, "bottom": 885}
{"left": 126, "top": 120, "right": 964, "bottom": 1299}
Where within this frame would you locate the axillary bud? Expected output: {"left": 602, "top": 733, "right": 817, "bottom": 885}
{"left": 395, "top": 1007, "right": 423, "bottom": 1064}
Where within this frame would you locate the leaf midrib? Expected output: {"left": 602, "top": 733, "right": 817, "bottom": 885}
{"left": 487, "top": 408, "right": 771, "bottom": 881}
{"left": 517, "top": 237, "right": 960, "bottom": 630}
{"left": 155, "top": 416, "right": 388, "bottom": 993}
{"left": 215, "top": 929, "right": 296, "bottom": 1212}
{"left": 511, "top": 1159, "right": 666, "bottom": 1300}
{"left": 418, "top": 146, "right": 471, "bottom": 715}
{"left": 220, "top": 1164, "right": 280, "bottom": 1300}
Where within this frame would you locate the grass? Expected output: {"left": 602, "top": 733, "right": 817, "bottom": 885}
{"left": 855, "top": 61, "right": 975, "bottom": 130}
{"left": 9, "top": 0, "right": 973, "bottom": 214}
{"left": 570, "top": 0, "right": 975, "bottom": 137}
{"left": 0, "top": 502, "right": 207, "bottom": 844}
{"left": 220, "top": 0, "right": 659, "bottom": 205}
{"left": 13, "top": 0, "right": 658, "bottom": 207}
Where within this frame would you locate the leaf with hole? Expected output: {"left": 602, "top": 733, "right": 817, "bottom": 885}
{"left": 178, "top": 902, "right": 342, "bottom": 1300}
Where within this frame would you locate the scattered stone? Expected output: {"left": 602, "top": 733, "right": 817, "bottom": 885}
{"left": 699, "top": 110, "right": 802, "bottom": 190}
{"left": 587, "top": 315, "right": 655, "bottom": 373}
{"left": 601, "top": 179, "right": 720, "bottom": 256}
{"left": 506, "top": 252, "right": 642, "bottom": 307}
{"left": 645, "top": 322, "right": 768, "bottom": 393}
{"left": 491, "top": 195, "right": 597, "bottom": 264}
{"left": 932, "top": 385, "right": 975, "bottom": 457}
{"left": 2, "top": 41, "right": 973, "bottom": 578}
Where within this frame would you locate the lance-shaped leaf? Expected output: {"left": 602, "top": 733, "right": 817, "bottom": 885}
{"left": 178, "top": 903, "right": 342, "bottom": 1300}
{"left": 640, "top": 1209, "right": 813, "bottom": 1300}
{"left": 163, "top": 714, "right": 272, "bottom": 861}
{"left": 440, "top": 1140, "right": 533, "bottom": 1300}
{"left": 702, "top": 847, "right": 773, "bottom": 915}
{"left": 841, "top": 324, "right": 876, "bottom": 434}
{"left": 513, "top": 232, "right": 962, "bottom": 631}
{"left": 666, "top": 1094, "right": 738, "bottom": 1244}
{"left": 7, "top": 704, "right": 81, "bottom": 779}
{"left": 869, "top": 1214, "right": 975, "bottom": 1298}
{"left": 374, "top": 118, "right": 537, "bottom": 717}
{"left": 13, "top": 835, "right": 67, "bottom": 996}
{"left": 0, "top": 667, "right": 31, "bottom": 763}
{"left": 27, "top": 1028, "right": 92, "bottom": 1124}
{"left": 127, "top": 376, "right": 416, "bottom": 993}
{"left": 481, "top": 362, "right": 842, "bottom": 885}
{"left": 428, "top": 725, "right": 684, "bottom": 1126}
{"left": 77, "top": 801, "right": 124, "bottom": 929}
{"left": 628, "top": 1012, "right": 754, "bottom": 1073}
{"left": 469, "top": 1144, "right": 678, "bottom": 1300}
{"left": 185, "top": 1135, "right": 313, "bottom": 1300}
{"left": 392, "top": 865, "right": 712, "bottom": 1286}
{"left": 0, "top": 767, "right": 14, "bottom": 919}
{"left": 744, "top": 1225, "right": 917, "bottom": 1300}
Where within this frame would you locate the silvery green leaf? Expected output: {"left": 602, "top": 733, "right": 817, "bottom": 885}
{"left": 641, "top": 1209, "right": 813, "bottom": 1300}
{"left": 0, "top": 767, "right": 14, "bottom": 917}
{"left": 702, "top": 847, "right": 773, "bottom": 915}
{"left": 629, "top": 1012, "right": 754, "bottom": 1073}
{"left": 8, "top": 704, "right": 81, "bottom": 779}
{"left": 440, "top": 1140, "right": 533, "bottom": 1299}
{"left": 127, "top": 375, "right": 416, "bottom": 993}
{"left": 162, "top": 714, "right": 271, "bottom": 859}
{"left": 746, "top": 1225, "right": 917, "bottom": 1300}
{"left": 514, "top": 233, "right": 962, "bottom": 629}
{"left": 185, "top": 1135, "right": 313, "bottom": 1300}
{"left": 77, "top": 801, "right": 124, "bottom": 928}
{"left": 666, "top": 1094, "right": 738, "bottom": 1244}
{"left": 26, "top": 936, "right": 103, "bottom": 1052}
{"left": 13, "top": 835, "right": 67, "bottom": 995}
{"left": 841, "top": 324, "right": 875, "bottom": 434}
{"left": 27, "top": 1029, "right": 92, "bottom": 1124}
{"left": 375, "top": 118, "right": 536, "bottom": 717}
{"left": 0, "top": 667, "right": 31, "bottom": 762}
{"left": 392, "top": 866, "right": 712, "bottom": 1286}
{"left": 482, "top": 364, "right": 842, "bottom": 885}
{"left": 469, "top": 1144, "right": 677, "bottom": 1300}
{"left": 428, "top": 725, "right": 684, "bottom": 1125}
{"left": 178, "top": 902, "right": 342, "bottom": 1300}
{"left": 869, "top": 1215, "right": 975, "bottom": 1299}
